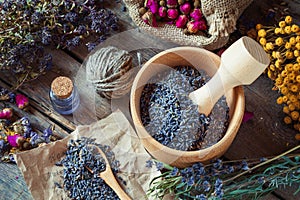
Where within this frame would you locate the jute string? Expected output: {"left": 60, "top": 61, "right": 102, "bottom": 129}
{"left": 86, "top": 46, "right": 134, "bottom": 100}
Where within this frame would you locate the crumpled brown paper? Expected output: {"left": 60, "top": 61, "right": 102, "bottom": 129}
{"left": 15, "top": 110, "right": 160, "bottom": 200}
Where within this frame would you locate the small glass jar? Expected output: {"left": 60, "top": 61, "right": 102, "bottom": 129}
{"left": 49, "top": 76, "right": 80, "bottom": 115}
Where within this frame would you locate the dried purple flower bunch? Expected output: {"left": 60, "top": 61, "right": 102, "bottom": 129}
{"left": 147, "top": 147, "right": 300, "bottom": 200}
{"left": 139, "top": 0, "right": 207, "bottom": 34}
{"left": 0, "top": 0, "right": 119, "bottom": 85}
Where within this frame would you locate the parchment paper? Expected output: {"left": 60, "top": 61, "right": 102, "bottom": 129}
{"left": 15, "top": 110, "right": 160, "bottom": 200}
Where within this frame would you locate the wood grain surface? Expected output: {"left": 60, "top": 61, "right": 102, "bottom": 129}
{"left": 0, "top": 0, "right": 299, "bottom": 199}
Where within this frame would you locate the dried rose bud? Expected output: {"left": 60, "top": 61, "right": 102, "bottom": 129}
{"left": 190, "top": 8, "right": 202, "bottom": 21}
{"left": 142, "top": 11, "right": 158, "bottom": 27}
{"left": 0, "top": 108, "right": 13, "bottom": 119}
{"left": 167, "top": 8, "right": 179, "bottom": 20}
{"left": 167, "top": 0, "right": 178, "bottom": 8}
{"left": 159, "top": 6, "right": 167, "bottom": 18}
{"left": 16, "top": 94, "right": 29, "bottom": 109}
{"left": 186, "top": 20, "right": 199, "bottom": 34}
{"left": 180, "top": 2, "right": 191, "bottom": 15}
{"left": 175, "top": 15, "right": 188, "bottom": 28}
{"left": 146, "top": 0, "right": 159, "bottom": 14}
{"left": 198, "top": 19, "right": 207, "bottom": 30}
{"left": 7, "top": 134, "right": 24, "bottom": 147}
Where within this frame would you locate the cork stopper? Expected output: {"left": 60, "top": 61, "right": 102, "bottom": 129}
{"left": 51, "top": 76, "right": 73, "bottom": 99}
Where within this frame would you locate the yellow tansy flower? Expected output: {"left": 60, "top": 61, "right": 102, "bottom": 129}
{"left": 284, "top": 116, "right": 292, "bottom": 124}
{"left": 285, "top": 15, "right": 293, "bottom": 24}
{"left": 275, "top": 37, "right": 284, "bottom": 46}
{"left": 259, "top": 37, "right": 267, "bottom": 46}
{"left": 295, "top": 42, "right": 300, "bottom": 50}
{"left": 290, "top": 84, "right": 299, "bottom": 93}
{"left": 258, "top": 29, "right": 267, "bottom": 38}
{"left": 291, "top": 24, "right": 299, "bottom": 33}
{"left": 291, "top": 111, "right": 299, "bottom": 120}
{"left": 284, "top": 26, "right": 292, "bottom": 34}
{"left": 274, "top": 27, "right": 282, "bottom": 34}
{"left": 279, "top": 21, "right": 286, "bottom": 28}
{"left": 286, "top": 51, "right": 294, "bottom": 59}
{"left": 281, "top": 86, "right": 289, "bottom": 95}
{"left": 288, "top": 73, "right": 295, "bottom": 80}
{"left": 293, "top": 63, "right": 300, "bottom": 71}
{"left": 289, "top": 37, "right": 296, "bottom": 45}
{"left": 285, "top": 63, "right": 294, "bottom": 71}
{"left": 281, "top": 70, "right": 288, "bottom": 77}
{"left": 266, "top": 42, "right": 274, "bottom": 50}
{"left": 289, "top": 94, "right": 297, "bottom": 102}
{"left": 283, "top": 106, "right": 290, "bottom": 114}
{"left": 294, "top": 50, "right": 299, "bottom": 57}
{"left": 285, "top": 42, "right": 292, "bottom": 49}
{"left": 277, "top": 96, "right": 284, "bottom": 104}
{"left": 256, "top": 24, "right": 263, "bottom": 30}
{"left": 289, "top": 103, "right": 296, "bottom": 111}
{"left": 296, "top": 75, "right": 300, "bottom": 83}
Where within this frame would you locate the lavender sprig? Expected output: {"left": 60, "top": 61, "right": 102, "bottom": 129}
{"left": 147, "top": 145, "right": 300, "bottom": 199}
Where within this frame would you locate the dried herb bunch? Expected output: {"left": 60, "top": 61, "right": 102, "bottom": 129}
{"left": 0, "top": 0, "right": 119, "bottom": 85}
{"left": 256, "top": 15, "right": 300, "bottom": 135}
{"left": 147, "top": 145, "right": 300, "bottom": 199}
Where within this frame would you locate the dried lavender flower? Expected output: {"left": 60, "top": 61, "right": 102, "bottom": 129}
{"left": 0, "top": 0, "right": 119, "bottom": 85}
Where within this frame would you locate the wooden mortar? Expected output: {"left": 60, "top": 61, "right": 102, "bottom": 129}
{"left": 130, "top": 46, "right": 245, "bottom": 168}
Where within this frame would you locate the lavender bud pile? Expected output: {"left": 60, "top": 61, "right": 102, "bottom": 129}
{"left": 140, "top": 66, "right": 229, "bottom": 151}
{"left": 0, "top": 0, "right": 119, "bottom": 84}
{"left": 57, "top": 138, "right": 121, "bottom": 200}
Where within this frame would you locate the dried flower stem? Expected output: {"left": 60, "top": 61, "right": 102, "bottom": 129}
{"left": 224, "top": 144, "right": 300, "bottom": 183}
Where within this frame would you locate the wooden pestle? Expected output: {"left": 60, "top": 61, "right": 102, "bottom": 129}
{"left": 189, "top": 36, "right": 270, "bottom": 116}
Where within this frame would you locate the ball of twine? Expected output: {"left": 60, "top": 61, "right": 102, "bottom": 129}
{"left": 86, "top": 46, "right": 134, "bottom": 99}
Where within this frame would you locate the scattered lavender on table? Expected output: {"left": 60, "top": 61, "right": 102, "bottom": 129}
{"left": 140, "top": 66, "right": 229, "bottom": 151}
{"left": 0, "top": 0, "right": 119, "bottom": 85}
{"left": 57, "top": 138, "right": 121, "bottom": 200}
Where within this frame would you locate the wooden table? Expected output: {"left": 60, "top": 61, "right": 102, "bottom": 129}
{"left": 0, "top": 0, "right": 299, "bottom": 199}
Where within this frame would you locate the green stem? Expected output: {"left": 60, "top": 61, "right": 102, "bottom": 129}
{"left": 224, "top": 145, "right": 300, "bottom": 183}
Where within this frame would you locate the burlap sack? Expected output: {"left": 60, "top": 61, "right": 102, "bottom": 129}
{"left": 124, "top": 0, "right": 253, "bottom": 50}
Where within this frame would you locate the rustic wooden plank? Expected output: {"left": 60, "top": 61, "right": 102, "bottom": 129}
{"left": 225, "top": 75, "right": 298, "bottom": 160}
{"left": 0, "top": 163, "right": 33, "bottom": 200}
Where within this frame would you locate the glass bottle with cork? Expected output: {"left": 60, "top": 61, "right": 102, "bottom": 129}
{"left": 49, "top": 76, "right": 80, "bottom": 115}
